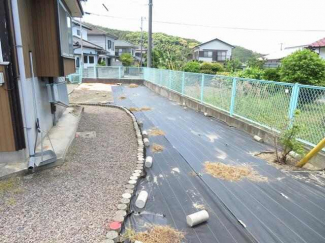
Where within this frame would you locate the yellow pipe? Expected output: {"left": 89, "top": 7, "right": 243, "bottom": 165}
{"left": 296, "top": 138, "right": 325, "bottom": 168}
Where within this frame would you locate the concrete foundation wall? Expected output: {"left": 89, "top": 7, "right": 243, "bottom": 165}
{"left": 144, "top": 81, "right": 325, "bottom": 169}
{"left": 83, "top": 78, "right": 144, "bottom": 85}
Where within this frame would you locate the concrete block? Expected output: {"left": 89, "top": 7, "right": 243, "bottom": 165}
{"left": 122, "top": 193, "right": 132, "bottom": 199}
{"left": 253, "top": 135, "right": 263, "bottom": 143}
{"left": 120, "top": 198, "right": 130, "bottom": 204}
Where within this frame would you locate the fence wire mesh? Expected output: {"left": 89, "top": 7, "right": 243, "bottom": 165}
{"left": 143, "top": 67, "right": 325, "bottom": 148}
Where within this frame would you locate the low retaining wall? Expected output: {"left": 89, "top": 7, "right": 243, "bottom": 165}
{"left": 144, "top": 81, "right": 325, "bottom": 169}
{"left": 83, "top": 78, "right": 144, "bottom": 85}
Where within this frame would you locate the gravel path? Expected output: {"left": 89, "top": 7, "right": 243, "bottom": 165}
{"left": 0, "top": 106, "right": 138, "bottom": 243}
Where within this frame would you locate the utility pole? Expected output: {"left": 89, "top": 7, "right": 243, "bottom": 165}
{"left": 140, "top": 17, "right": 145, "bottom": 67}
{"left": 147, "top": 0, "right": 153, "bottom": 67}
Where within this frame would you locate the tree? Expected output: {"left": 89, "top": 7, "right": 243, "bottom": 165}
{"left": 247, "top": 57, "right": 265, "bottom": 69}
{"left": 263, "top": 68, "right": 281, "bottom": 81}
{"left": 225, "top": 58, "right": 242, "bottom": 72}
{"left": 232, "top": 46, "right": 261, "bottom": 63}
{"left": 120, "top": 53, "right": 134, "bottom": 66}
{"left": 280, "top": 49, "right": 325, "bottom": 86}
{"left": 183, "top": 61, "right": 200, "bottom": 73}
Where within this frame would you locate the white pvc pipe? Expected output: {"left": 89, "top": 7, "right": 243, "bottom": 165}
{"left": 11, "top": 0, "right": 35, "bottom": 168}
{"left": 186, "top": 210, "right": 209, "bottom": 227}
{"left": 135, "top": 191, "right": 148, "bottom": 209}
{"left": 145, "top": 156, "right": 153, "bottom": 168}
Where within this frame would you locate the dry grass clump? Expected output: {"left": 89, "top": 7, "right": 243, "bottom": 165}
{"left": 129, "top": 83, "right": 139, "bottom": 88}
{"left": 129, "top": 107, "right": 139, "bottom": 112}
{"left": 0, "top": 178, "right": 20, "bottom": 195}
{"left": 149, "top": 128, "right": 165, "bottom": 136}
{"left": 141, "top": 107, "right": 152, "bottom": 111}
{"left": 152, "top": 143, "right": 164, "bottom": 153}
{"left": 123, "top": 225, "right": 184, "bottom": 243}
{"left": 204, "top": 162, "right": 268, "bottom": 182}
{"left": 119, "top": 96, "right": 126, "bottom": 100}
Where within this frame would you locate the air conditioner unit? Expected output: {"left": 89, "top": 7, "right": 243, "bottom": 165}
{"left": 47, "top": 80, "right": 69, "bottom": 106}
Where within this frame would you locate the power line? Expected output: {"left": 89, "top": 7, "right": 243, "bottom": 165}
{"left": 85, "top": 12, "right": 325, "bottom": 33}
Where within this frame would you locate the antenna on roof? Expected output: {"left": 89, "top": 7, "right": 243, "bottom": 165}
{"left": 102, "top": 4, "right": 109, "bottom": 12}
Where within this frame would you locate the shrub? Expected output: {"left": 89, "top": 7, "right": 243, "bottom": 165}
{"left": 120, "top": 53, "right": 134, "bottom": 66}
{"left": 275, "top": 110, "right": 305, "bottom": 164}
{"left": 183, "top": 61, "right": 200, "bottom": 73}
{"left": 200, "top": 62, "right": 224, "bottom": 73}
{"left": 280, "top": 49, "right": 325, "bottom": 86}
{"left": 263, "top": 68, "right": 281, "bottom": 81}
{"left": 235, "top": 67, "right": 265, "bottom": 80}
{"left": 225, "top": 58, "right": 242, "bottom": 72}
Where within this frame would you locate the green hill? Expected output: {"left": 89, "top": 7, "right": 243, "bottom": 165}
{"left": 86, "top": 23, "right": 259, "bottom": 68}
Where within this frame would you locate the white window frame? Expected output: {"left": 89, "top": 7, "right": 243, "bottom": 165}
{"left": 204, "top": 51, "right": 212, "bottom": 58}
{"left": 58, "top": 1, "right": 73, "bottom": 57}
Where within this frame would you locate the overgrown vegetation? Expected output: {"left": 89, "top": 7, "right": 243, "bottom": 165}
{"left": 274, "top": 110, "right": 305, "bottom": 164}
{"left": 120, "top": 53, "right": 134, "bottom": 66}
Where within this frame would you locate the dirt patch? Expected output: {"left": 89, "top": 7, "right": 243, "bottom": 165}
{"left": 123, "top": 225, "right": 185, "bottom": 243}
{"left": 204, "top": 162, "right": 268, "bottom": 182}
{"left": 119, "top": 96, "right": 126, "bottom": 100}
{"left": 254, "top": 151, "right": 299, "bottom": 171}
{"left": 129, "top": 84, "right": 139, "bottom": 88}
{"left": 152, "top": 143, "right": 164, "bottom": 153}
{"left": 69, "top": 83, "right": 113, "bottom": 104}
{"left": 149, "top": 128, "right": 165, "bottom": 136}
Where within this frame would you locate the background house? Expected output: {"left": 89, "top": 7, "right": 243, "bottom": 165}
{"left": 308, "top": 37, "right": 325, "bottom": 59}
{"left": 263, "top": 45, "right": 307, "bottom": 68}
{"left": 193, "top": 38, "right": 234, "bottom": 63}
{"left": 87, "top": 28, "right": 118, "bottom": 66}
{"left": 0, "top": 0, "right": 83, "bottom": 169}
{"left": 115, "top": 40, "right": 137, "bottom": 57}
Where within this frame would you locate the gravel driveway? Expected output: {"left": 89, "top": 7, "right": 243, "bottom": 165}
{"left": 0, "top": 106, "right": 137, "bottom": 243}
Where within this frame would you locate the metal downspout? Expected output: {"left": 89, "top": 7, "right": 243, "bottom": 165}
{"left": 11, "top": 0, "right": 35, "bottom": 169}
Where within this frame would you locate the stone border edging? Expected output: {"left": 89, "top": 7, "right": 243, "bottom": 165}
{"left": 72, "top": 103, "right": 145, "bottom": 243}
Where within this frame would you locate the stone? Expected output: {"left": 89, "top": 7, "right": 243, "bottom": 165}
{"left": 106, "top": 231, "right": 118, "bottom": 240}
{"left": 113, "top": 215, "right": 124, "bottom": 223}
{"left": 120, "top": 198, "right": 130, "bottom": 204}
{"left": 128, "top": 180, "right": 137, "bottom": 185}
{"left": 125, "top": 189, "right": 133, "bottom": 194}
{"left": 122, "top": 193, "right": 132, "bottom": 199}
{"left": 253, "top": 135, "right": 263, "bottom": 143}
{"left": 117, "top": 204, "right": 127, "bottom": 210}
{"left": 115, "top": 210, "right": 127, "bottom": 217}
{"left": 125, "top": 184, "right": 135, "bottom": 189}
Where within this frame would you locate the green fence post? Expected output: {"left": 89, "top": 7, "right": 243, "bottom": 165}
{"left": 93, "top": 66, "right": 97, "bottom": 79}
{"left": 200, "top": 74, "right": 205, "bottom": 103}
{"left": 169, "top": 70, "right": 172, "bottom": 89}
{"left": 230, "top": 78, "right": 237, "bottom": 116}
{"left": 181, "top": 72, "right": 185, "bottom": 95}
{"left": 288, "top": 83, "right": 300, "bottom": 123}
{"left": 160, "top": 69, "right": 162, "bottom": 86}
{"left": 118, "top": 66, "right": 122, "bottom": 79}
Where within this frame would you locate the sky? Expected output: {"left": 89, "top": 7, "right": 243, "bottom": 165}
{"left": 81, "top": 0, "right": 325, "bottom": 54}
